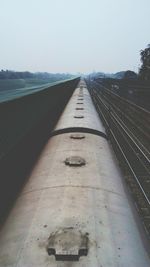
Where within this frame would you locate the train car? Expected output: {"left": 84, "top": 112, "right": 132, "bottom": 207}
{"left": 0, "top": 80, "right": 149, "bottom": 266}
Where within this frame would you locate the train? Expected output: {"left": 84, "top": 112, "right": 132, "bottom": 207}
{"left": 0, "top": 80, "right": 149, "bottom": 266}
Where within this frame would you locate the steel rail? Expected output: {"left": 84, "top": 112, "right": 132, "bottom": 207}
{"left": 96, "top": 90, "right": 150, "bottom": 138}
{"left": 94, "top": 80, "right": 150, "bottom": 115}
{"left": 91, "top": 88, "right": 150, "bottom": 207}
{"left": 110, "top": 128, "right": 150, "bottom": 206}
{"left": 95, "top": 90, "right": 150, "bottom": 161}
{"left": 93, "top": 81, "right": 150, "bottom": 140}
{"left": 94, "top": 91, "right": 150, "bottom": 176}
{"left": 96, "top": 93, "right": 150, "bottom": 166}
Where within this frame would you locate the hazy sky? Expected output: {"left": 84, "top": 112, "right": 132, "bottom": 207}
{"left": 0, "top": 0, "right": 149, "bottom": 73}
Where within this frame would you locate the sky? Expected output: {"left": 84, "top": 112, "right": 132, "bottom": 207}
{"left": 0, "top": 0, "right": 150, "bottom": 74}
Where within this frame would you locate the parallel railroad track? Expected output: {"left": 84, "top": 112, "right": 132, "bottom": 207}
{"left": 88, "top": 80, "right": 150, "bottom": 237}
{"left": 97, "top": 82, "right": 150, "bottom": 151}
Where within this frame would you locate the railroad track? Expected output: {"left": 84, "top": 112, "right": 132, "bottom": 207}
{"left": 97, "top": 83, "right": 150, "bottom": 152}
{"left": 88, "top": 80, "right": 150, "bottom": 237}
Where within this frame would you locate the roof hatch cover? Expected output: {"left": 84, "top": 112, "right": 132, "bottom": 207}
{"left": 47, "top": 228, "right": 88, "bottom": 261}
{"left": 65, "top": 156, "right": 86, "bottom": 167}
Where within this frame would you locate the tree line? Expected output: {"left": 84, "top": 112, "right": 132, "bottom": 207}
{"left": 0, "top": 70, "right": 74, "bottom": 81}
{"left": 1, "top": 44, "right": 150, "bottom": 81}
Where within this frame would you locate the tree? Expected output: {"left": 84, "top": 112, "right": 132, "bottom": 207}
{"left": 139, "top": 44, "right": 150, "bottom": 80}
{"left": 124, "top": 70, "right": 137, "bottom": 79}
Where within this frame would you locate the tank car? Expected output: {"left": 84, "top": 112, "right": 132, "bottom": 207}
{"left": 0, "top": 80, "right": 149, "bottom": 267}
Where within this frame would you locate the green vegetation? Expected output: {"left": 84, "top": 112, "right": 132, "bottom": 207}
{"left": 24, "top": 78, "right": 54, "bottom": 87}
{"left": 0, "top": 70, "right": 75, "bottom": 91}
{"left": 139, "top": 44, "right": 150, "bottom": 81}
{"left": 0, "top": 79, "right": 26, "bottom": 91}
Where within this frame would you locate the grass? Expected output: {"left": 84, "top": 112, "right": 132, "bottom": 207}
{"left": 0, "top": 79, "right": 26, "bottom": 91}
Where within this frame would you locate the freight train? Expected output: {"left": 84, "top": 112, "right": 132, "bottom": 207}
{"left": 0, "top": 80, "right": 149, "bottom": 266}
